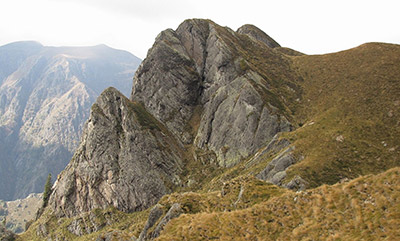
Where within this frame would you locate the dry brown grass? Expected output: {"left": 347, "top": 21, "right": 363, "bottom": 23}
{"left": 284, "top": 42, "right": 400, "bottom": 187}
{"left": 159, "top": 175, "right": 286, "bottom": 214}
{"left": 156, "top": 167, "right": 400, "bottom": 240}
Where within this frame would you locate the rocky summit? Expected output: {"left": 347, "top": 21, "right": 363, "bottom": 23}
{"left": 50, "top": 87, "right": 184, "bottom": 217}
{"left": 19, "top": 19, "right": 400, "bottom": 240}
{"left": 50, "top": 19, "right": 301, "bottom": 218}
{"left": 0, "top": 42, "right": 141, "bottom": 200}
{"left": 132, "top": 19, "right": 296, "bottom": 167}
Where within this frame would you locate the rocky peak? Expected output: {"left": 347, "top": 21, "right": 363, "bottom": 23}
{"left": 50, "top": 87, "right": 184, "bottom": 217}
{"left": 50, "top": 18, "right": 300, "bottom": 218}
{"left": 237, "top": 24, "right": 281, "bottom": 48}
{"left": 132, "top": 18, "right": 297, "bottom": 167}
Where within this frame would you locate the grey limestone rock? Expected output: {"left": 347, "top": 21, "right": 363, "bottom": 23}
{"left": 151, "top": 203, "right": 182, "bottom": 239}
{"left": 285, "top": 176, "right": 308, "bottom": 191}
{"left": 257, "top": 146, "right": 296, "bottom": 185}
{"left": 49, "top": 19, "right": 301, "bottom": 224}
{"left": 49, "top": 88, "right": 184, "bottom": 217}
{"left": 137, "top": 203, "right": 182, "bottom": 241}
{"left": 245, "top": 134, "right": 291, "bottom": 168}
{"left": 67, "top": 219, "right": 83, "bottom": 236}
{"left": 138, "top": 204, "right": 164, "bottom": 241}
{"left": 131, "top": 19, "right": 297, "bottom": 167}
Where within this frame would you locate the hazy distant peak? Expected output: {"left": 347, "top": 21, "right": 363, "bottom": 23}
{"left": 0, "top": 41, "right": 43, "bottom": 49}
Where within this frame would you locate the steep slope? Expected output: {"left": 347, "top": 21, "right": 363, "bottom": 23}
{"left": 0, "top": 42, "right": 141, "bottom": 200}
{"left": 283, "top": 42, "right": 400, "bottom": 187}
{"left": 132, "top": 19, "right": 300, "bottom": 167}
{"left": 50, "top": 87, "right": 184, "bottom": 217}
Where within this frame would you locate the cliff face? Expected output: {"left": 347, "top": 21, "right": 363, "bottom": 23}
{"left": 50, "top": 88, "right": 184, "bottom": 217}
{"left": 132, "top": 19, "right": 299, "bottom": 167}
{"left": 0, "top": 42, "right": 141, "bottom": 200}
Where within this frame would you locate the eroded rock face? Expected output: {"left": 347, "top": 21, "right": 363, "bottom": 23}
{"left": 50, "top": 88, "right": 184, "bottom": 217}
{"left": 132, "top": 19, "right": 296, "bottom": 167}
{"left": 50, "top": 19, "right": 300, "bottom": 218}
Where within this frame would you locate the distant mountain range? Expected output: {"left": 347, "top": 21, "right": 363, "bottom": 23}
{"left": 0, "top": 41, "right": 141, "bottom": 201}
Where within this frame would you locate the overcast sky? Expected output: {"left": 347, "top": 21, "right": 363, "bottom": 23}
{"left": 1, "top": 0, "right": 399, "bottom": 59}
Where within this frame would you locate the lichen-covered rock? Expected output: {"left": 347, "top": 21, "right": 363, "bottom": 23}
{"left": 49, "top": 88, "right": 184, "bottom": 217}
{"left": 285, "top": 176, "right": 308, "bottom": 191}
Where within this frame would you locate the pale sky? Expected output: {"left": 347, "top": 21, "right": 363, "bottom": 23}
{"left": 1, "top": 0, "right": 399, "bottom": 59}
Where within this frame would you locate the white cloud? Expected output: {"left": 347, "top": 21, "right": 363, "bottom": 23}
{"left": 0, "top": 0, "right": 399, "bottom": 58}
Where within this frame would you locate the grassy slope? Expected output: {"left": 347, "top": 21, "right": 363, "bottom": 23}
{"left": 157, "top": 167, "right": 400, "bottom": 240}
{"left": 285, "top": 43, "right": 400, "bottom": 187}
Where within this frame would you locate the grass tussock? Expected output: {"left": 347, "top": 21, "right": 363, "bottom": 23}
{"left": 156, "top": 167, "right": 400, "bottom": 240}
{"left": 159, "top": 175, "right": 286, "bottom": 214}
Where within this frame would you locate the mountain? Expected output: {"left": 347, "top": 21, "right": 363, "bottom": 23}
{"left": 19, "top": 19, "right": 400, "bottom": 240}
{"left": 0, "top": 41, "right": 141, "bottom": 201}
{"left": 49, "top": 18, "right": 299, "bottom": 218}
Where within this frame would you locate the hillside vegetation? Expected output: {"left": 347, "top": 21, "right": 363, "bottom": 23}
{"left": 157, "top": 167, "right": 400, "bottom": 240}
{"left": 286, "top": 43, "right": 400, "bottom": 187}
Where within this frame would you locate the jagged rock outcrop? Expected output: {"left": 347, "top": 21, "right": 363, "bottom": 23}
{"left": 132, "top": 19, "right": 299, "bottom": 167}
{"left": 0, "top": 42, "right": 141, "bottom": 200}
{"left": 50, "top": 88, "right": 184, "bottom": 217}
{"left": 137, "top": 203, "right": 182, "bottom": 241}
{"left": 257, "top": 146, "right": 296, "bottom": 185}
{"left": 49, "top": 18, "right": 301, "bottom": 219}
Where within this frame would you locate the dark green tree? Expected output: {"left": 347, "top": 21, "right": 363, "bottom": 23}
{"left": 42, "top": 174, "right": 52, "bottom": 208}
